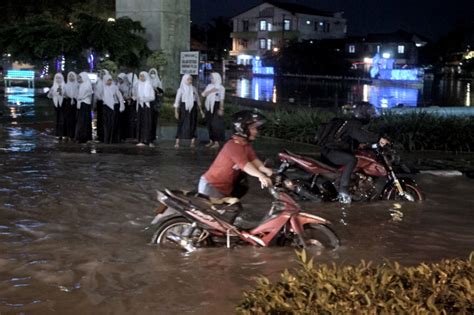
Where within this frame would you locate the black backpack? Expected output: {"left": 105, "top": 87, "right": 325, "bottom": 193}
{"left": 315, "top": 118, "right": 348, "bottom": 147}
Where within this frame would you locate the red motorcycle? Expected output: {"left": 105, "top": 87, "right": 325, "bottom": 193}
{"left": 149, "top": 186, "right": 340, "bottom": 252}
{"left": 276, "top": 145, "right": 424, "bottom": 202}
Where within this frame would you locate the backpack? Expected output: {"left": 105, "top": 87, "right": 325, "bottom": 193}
{"left": 315, "top": 118, "right": 348, "bottom": 147}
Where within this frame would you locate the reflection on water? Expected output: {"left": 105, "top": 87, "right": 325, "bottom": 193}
{"left": 231, "top": 76, "right": 473, "bottom": 107}
{"left": 5, "top": 87, "right": 35, "bottom": 105}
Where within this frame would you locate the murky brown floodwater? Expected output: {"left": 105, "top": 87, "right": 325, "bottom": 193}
{"left": 1, "top": 99, "right": 474, "bottom": 313}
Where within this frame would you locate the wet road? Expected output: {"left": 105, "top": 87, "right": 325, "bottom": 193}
{"left": 1, "top": 121, "right": 474, "bottom": 313}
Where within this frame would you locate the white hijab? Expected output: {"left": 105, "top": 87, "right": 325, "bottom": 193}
{"left": 64, "top": 72, "right": 78, "bottom": 104}
{"left": 117, "top": 73, "right": 131, "bottom": 97}
{"left": 148, "top": 68, "right": 163, "bottom": 90}
{"left": 49, "top": 73, "right": 66, "bottom": 107}
{"left": 95, "top": 69, "right": 109, "bottom": 100}
{"left": 137, "top": 71, "right": 155, "bottom": 107}
{"left": 179, "top": 74, "right": 195, "bottom": 112}
{"left": 203, "top": 72, "right": 223, "bottom": 113}
{"left": 77, "top": 72, "right": 93, "bottom": 107}
{"left": 102, "top": 74, "right": 117, "bottom": 110}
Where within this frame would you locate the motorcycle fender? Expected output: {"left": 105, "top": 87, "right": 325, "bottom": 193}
{"left": 290, "top": 213, "right": 331, "bottom": 233}
{"left": 151, "top": 207, "right": 179, "bottom": 225}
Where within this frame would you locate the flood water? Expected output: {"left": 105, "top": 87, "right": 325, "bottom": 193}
{"left": 1, "top": 96, "right": 474, "bottom": 313}
{"left": 227, "top": 76, "right": 473, "bottom": 108}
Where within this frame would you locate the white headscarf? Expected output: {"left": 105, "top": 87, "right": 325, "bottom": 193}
{"left": 203, "top": 72, "right": 224, "bottom": 113}
{"left": 94, "top": 69, "right": 110, "bottom": 101}
{"left": 148, "top": 68, "right": 163, "bottom": 90}
{"left": 77, "top": 72, "right": 93, "bottom": 107}
{"left": 137, "top": 71, "right": 155, "bottom": 107}
{"left": 64, "top": 72, "right": 78, "bottom": 104}
{"left": 117, "top": 73, "right": 131, "bottom": 98}
{"left": 179, "top": 74, "right": 195, "bottom": 112}
{"left": 48, "top": 73, "right": 66, "bottom": 107}
{"left": 127, "top": 72, "right": 139, "bottom": 100}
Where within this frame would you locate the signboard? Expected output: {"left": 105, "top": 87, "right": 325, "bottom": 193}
{"left": 180, "top": 51, "right": 199, "bottom": 75}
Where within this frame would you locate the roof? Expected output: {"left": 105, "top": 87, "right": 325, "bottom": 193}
{"left": 348, "top": 30, "right": 430, "bottom": 44}
{"left": 231, "top": 1, "right": 337, "bottom": 19}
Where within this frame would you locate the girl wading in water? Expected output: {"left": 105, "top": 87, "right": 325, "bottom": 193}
{"left": 47, "top": 73, "right": 66, "bottom": 139}
{"left": 201, "top": 72, "right": 226, "bottom": 149}
{"left": 173, "top": 74, "right": 203, "bottom": 149}
{"left": 75, "top": 72, "right": 94, "bottom": 143}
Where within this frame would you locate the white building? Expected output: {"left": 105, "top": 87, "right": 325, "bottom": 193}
{"left": 230, "top": 1, "right": 347, "bottom": 65}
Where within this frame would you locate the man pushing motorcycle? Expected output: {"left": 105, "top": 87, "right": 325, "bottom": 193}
{"left": 319, "top": 102, "right": 390, "bottom": 204}
{"left": 198, "top": 110, "right": 273, "bottom": 199}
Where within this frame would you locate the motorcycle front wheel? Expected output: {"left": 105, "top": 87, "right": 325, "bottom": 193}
{"left": 150, "top": 217, "right": 212, "bottom": 249}
{"left": 298, "top": 224, "right": 340, "bottom": 251}
{"left": 383, "top": 182, "right": 424, "bottom": 202}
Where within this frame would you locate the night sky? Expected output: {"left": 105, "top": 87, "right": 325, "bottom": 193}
{"left": 191, "top": 0, "right": 474, "bottom": 40}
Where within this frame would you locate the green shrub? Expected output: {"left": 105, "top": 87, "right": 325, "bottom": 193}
{"left": 237, "top": 251, "right": 474, "bottom": 314}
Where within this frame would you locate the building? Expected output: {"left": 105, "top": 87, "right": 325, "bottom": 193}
{"left": 345, "top": 30, "right": 428, "bottom": 73}
{"left": 230, "top": 1, "right": 347, "bottom": 65}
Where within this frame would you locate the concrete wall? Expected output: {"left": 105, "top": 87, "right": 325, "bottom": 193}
{"left": 116, "top": 0, "right": 190, "bottom": 91}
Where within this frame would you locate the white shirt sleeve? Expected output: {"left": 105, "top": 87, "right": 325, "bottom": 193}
{"left": 173, "top": 88, "right": 182, "bottom": 108}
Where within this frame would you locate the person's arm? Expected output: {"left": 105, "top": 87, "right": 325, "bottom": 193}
{"left": 351, "top": 123, "right": 390, "bottom": 147}
{"left": 242, "top": 162, "right": 272, "bottom": 188}
{"left": 173, "top": 89, "right": 182, "bottom": 120}
{"left": 251, "top": 158, "right": 273, "bottom": 177}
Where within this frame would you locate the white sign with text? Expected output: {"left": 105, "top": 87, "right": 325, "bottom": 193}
{"left": 180, "top": 51, "right": 200, "bottom": 75}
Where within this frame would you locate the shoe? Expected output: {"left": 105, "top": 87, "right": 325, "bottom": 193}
{"left": 205, "top": 141, "right": 214, "bottom": 148}
{"left": 338, "top": 192, "right": 352, "bottom": 204}
{"left": 210, "top": 142, "right": 220, "bottom": 149}
{"left": 136, "top": 143, "right": 146, "bottom": 147}
{"left": 149, "top": 143, "right": 155, "bottom": 148}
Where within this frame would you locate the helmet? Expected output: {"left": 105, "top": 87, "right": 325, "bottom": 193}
{"left": 351, "top": 102, "right": 376, "bottom": 124}
{"left": 232, "top": 110, "right": 267, "bottom": 138}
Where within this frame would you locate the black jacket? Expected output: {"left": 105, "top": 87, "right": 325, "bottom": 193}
{"left": 323, "top": 118, "right": 379, "bottom": 152}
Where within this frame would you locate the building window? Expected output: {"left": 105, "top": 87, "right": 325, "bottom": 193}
{"left": 283, "top": 19, "right": 291, "bottom": 31}
{"left": 267, "top": 22, "right": 272, "bottom": 31}
{"left": 349, "top": 45, "right": 356, "bottom": 53}
{"left": 259, "top": 20, "right": 267, "bottom": 31}
{"left": 242, "top": 20, "right": 249, "bottom": 32}
{"left": 267, "top": 39, "right": 272, "bottom": 50}
{"left": 259, "top": 39, "right": 266, "bottom": 49}
{"left": 324, "top": 22, "right": 330, "bottom": 32}
{"left": 398, "top": 45, "right": 405, "bottom": 54}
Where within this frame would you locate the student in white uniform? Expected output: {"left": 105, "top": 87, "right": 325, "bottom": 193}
{"left": 136, "top": 71, "right": 156, "bottom": 147}
{"left": 47, "top": 73, "right": 66, "bottom": 139}
{"left": 148, "top": 68, "right": 163, "bottom": 143}
{"left": 173, "top": 74, "right": 203, "bottom": 148}
{"left": 63, "top": 71, "right": 79, "bottom": 140}
{"left": 201, "top": 72, "right": 226, "bottom": 148}
{"left": 75, "top": 72, "right": 94, "bottom": 143}
{"left": 102, "top": 74, "right": 125, "bottom": 144}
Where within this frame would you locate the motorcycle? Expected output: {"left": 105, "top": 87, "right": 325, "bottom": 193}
{"left": 276, "top": 144, "right": 424, "bottom": 202}
{"left": 149, "top": 185, "right": 340, "bottom": 252}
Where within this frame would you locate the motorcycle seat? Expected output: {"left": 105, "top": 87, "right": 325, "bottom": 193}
{"left": 283, "top": 149, "right": 338, "bottom": 172}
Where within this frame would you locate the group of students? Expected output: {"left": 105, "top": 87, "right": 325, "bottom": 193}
{"left": 48, "top": 69, "right": 163, "bottom": 146}
{"left": 48, "top": 69, "right": 226, "bottom": 149}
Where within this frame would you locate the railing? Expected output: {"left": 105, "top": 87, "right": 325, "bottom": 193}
{"left": 4, "top": 70, "right": 35, "bottom": 88}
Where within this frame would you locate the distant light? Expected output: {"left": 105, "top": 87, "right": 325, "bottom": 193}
{"left": 256, "top": 56, "right": 260, "bottom": 60}
{"left": 107, "top": 18, "right": 115, "bottom": 22}
{"left": 364, "top": 57, "right": 372, "bottom": 63}
{"left": 306, "top": 20, "right": 311, "bottom": 25}
{"left": 105, "top": 54, "right": 110, "bottom": 58}
{"left": 310, "top": 41, "right": 313, "bottom": 44}
{"left": 224, "top": 49, "right": 227, "bottom": 52}
{"left": 7, "top": 53, "right": 11, "bottom": 57}
{"left": 272, "top": 47, "right": 279, "bottom": 52}
{"left": 415, "top": 43, "right": 423, "bottom": 47}
{"left": 319, "top": 22, "right": 324, "bottom": 26}
{"left": 382, "top": 53, "right": 391, "bottom": 59}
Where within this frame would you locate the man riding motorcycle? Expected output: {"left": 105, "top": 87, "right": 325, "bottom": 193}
{"left": 320, "top": 102, "right": 389, "bottom": 204}
{"left": 198, "top": 110, "right": 273, "bottom": 200}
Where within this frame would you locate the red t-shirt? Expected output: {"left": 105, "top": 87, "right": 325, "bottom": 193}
{"left": 203, "top": 136, "right": 257, "bottom": 196}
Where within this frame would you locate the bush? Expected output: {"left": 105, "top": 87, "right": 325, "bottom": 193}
{"left": 237, "top": 251, "right": 474, "bottom": 314}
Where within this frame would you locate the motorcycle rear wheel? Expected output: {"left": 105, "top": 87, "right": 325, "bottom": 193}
{"left": 151, "top": 217, "right": 212, "bottom": 248}
{"left": 384, "top": 183, "right": 424, "bottom": 202}
{"left": 299, "top": 224, "right": 340, "bottom": 251}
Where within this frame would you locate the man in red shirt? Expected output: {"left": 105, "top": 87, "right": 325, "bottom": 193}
{"left": 198, "top": 110, "right": 273, "bottom": 199}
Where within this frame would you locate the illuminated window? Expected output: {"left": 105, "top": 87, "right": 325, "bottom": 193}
{"left": 259, "top": 39, "right": 266, "bottom": 49}
{"left": 349, "top": 45, "right": 356, "bottom": 53}
{"left": 267, "top": 22, "right": 272, "bottom": 31}
{"left": 259, "top": 20, "right": 267, "bottom": 31}
{"left": 283, "top": 19, "right": 291, "bottom": 31}
{"left": 267, "top": 39, "right": 272, "bottom": 50}
{"left": 398, "top": 45, "right": 405, "bottom": 54}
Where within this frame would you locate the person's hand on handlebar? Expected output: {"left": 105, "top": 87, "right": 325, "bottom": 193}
{"left": 259, "top": 166, "right": 273, "bottom": 177}
{"left": 258, "top": 173, "right": 273, "bottom": 189}
{"left": 379, "top": 137, "right": 390, "bottom": 147}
